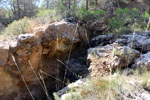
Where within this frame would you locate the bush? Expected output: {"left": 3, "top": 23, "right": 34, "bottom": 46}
{"left": 54, "top": 76, "right": 135, "bottom": 100}
{"left": 78, "top": 8, "right": 106, "bottom": 21}
{"left": 36, "top": 9, "right": 62, "bottom": 24}
{"left": 5, "top": 17, "right": 34, "bottom": 36}
{"left": 36, "top": 9, "right": 52, "bottom": 18}
{"left": 108, "top": 8, "right": 150, "bottom": 34}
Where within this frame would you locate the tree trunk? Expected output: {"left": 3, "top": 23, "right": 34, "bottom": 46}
{"left": 95, "top": 0, "right": 98, "bottom": 7}
{"left": 11, "top": 0, "right": 16, "bottom": 16}
{"left": 24, "top": 0, "right": 26, "bottom": 16}
{"left": 86, "top": 0, "right": 88, "bottom": 10}
{"left": 46, "top": 0, "right": 49, "bottom": 9}
{"left": 68, "top": 0, "right": 71, "bottom": 9}
{"left": 28, "top": 0, "right": 33, "bottom": 17}
{"left": 74, "top": 0, "right": 76, "bottom": 5}
{"left": 16, "top": 0, "right": 20, "bottom": 18}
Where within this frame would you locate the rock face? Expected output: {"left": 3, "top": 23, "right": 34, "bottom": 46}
{"left": 90, "top": 34, "right": 115, "bottom": 47}
{"left": 88, "top": 44, "right": 140, "bottom": 77}
{"left": 86, "top": 15, "right": 109, "bottom": 37}
{"left": 115, "top": 31, "right": 150, "bottom": 53}
{"left": 0, "top": 20, "right": 88, "bottom": 100}
{"left": 132, "top": 52, "right": 150, "bottom": 70}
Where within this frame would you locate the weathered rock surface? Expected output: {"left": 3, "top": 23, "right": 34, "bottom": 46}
{"left": 56, "top": 78, "right": 87, "bottom": 98}
{"left": 115, "top": 31, "right": 150, "bottom": 53}
{"left": 132, "top": 52, "right": 150, "bottom": 70}
{"left": 86, "top": 15, "right": 109, "bottom": 37}
{"left": 0, "top": 44, "right": 9, "bottom": 66}
{"left": 90, "top": 34, "right": 115, "bottom": 47}
{"left": 88, "top": 44, "right": 140, "bottom": 77}
{"left": 0, "top": 20, "right": 88, "bottom": 100}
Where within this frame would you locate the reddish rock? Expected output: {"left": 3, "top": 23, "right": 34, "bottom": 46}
{"left": 0, "top": 20, "right": 87, "bottom": 100}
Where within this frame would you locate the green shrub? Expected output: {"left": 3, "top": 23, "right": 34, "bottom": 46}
{"left": 36, "top": 9, "right": 62, "bottom": 24}
{"left": 36, "top": 9, "right": 52, "bottom": 18}
{"left": 64, "top": 5, "right": 78, "bottom": 18}
{"left": 5, "top": 17, "right": 34, "bottom": 36}
{"left": 78, "top": 8, "right": 106, "bottom": 21}
{"left": 79, "top": 78, "right": 119, "bottom": 100}
{"left": 108, "top": 8, "right": 150, "bottom": 34}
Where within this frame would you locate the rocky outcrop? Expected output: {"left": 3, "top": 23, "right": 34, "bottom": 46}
{"left": 0, "top": 20, "right": 88, "bottom": 100}
{"left": 90, "top": 34, "right": 115, "bottom": 47}
{"left": 88, "top": 44, "right": 140, "bottom": 77}
{"left": 55, "top": 31, "right": 150, "bottom": 100}
{"left": 132, "top": 52, "right": 150, "bottom": 70}
{"left": 86, "top": 15, "right": 109, "bottom": 37}
{"left": 115, "top": 31, "right": 150, "bottom": 53}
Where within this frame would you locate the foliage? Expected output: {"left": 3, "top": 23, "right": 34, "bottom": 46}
{"left": 36, "top": 9, "right": 61, "bottom": 24}
{"left": 36, "top": 9, "right": 52, "bottom": 18}
{"left": 79, "top": 78, "right": 119, "bottom": 100}
{"left": 78, "top": 7, "right": 106, "bottom": 21}
{"left": 5, "top": 17, "right": 34, "bottom": 36}
{"left": 108, "top": 8, "right": 150, "bottom": 34}
{"left": 64, "top": 5, "right": 78, "bottom": 18}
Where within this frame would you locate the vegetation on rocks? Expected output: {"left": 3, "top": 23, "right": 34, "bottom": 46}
{"left": 108, "top": 8, "right": 150, "bottom": 34}
{"left": 0, "top": 0, "right": 150, "bottom": 100}
{"left": 55, "top": 69, "right": 150, "bottom": 100}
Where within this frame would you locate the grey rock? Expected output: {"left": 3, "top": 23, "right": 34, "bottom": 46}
{"left": 88, "top": 44, "right": 140, "bottom": 76}
{"left": 18, "top": 34, "right": 36, "bottom": 43}
{"left": 56, "top": 78, "right": 87, "bottom": 97}
{"left": 90, "top": 34, "right": 115, "bottom": 47}
{"left": 115, "top": 31, "right": 150, "bottom": 53}
{"left": 132, "top": 52, "right": 150, "bottom": 70}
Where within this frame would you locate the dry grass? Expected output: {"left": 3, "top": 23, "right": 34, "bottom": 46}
{"left": 54, "top": 68, "right": 150, "bottom": 100}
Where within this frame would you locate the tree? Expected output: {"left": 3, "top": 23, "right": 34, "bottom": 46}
{"left": 86, "top": 0, "right": 88, "bottom": 10}
{"left": 95, "top": 0, "right": 98, "bottom": 7}
{"left": 68, "top": 0, "right": 71, "bottom": 9}
{"left": 45, "top": 0, "right": 49, "bottom": 9}
{"left": 11, "top": 0, "right": 37, "bottom": 18}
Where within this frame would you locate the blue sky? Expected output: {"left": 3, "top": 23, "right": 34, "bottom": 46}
{"left": 35, "top": 0, "right": 43, "bottom": 7}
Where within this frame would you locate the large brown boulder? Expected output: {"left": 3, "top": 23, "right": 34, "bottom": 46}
{"left": 0, "top": 20, "right": 87, "bottom": 100}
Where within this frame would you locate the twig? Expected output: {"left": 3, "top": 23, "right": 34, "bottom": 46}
{"left": 12, "top": 55, "right": 35, "bottom": 100}
{"left": 39, "top": 70, "right": 51, "bottom": 100}
{"left": 28, "top": 61, "right": 51, "bottom": 99}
